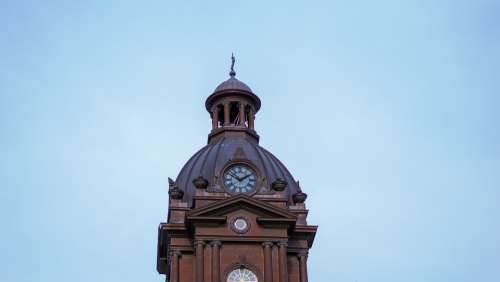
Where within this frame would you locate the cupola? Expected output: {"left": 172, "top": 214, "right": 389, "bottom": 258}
{"left": 205, "top": 54, "right": 262, "bottom": 143}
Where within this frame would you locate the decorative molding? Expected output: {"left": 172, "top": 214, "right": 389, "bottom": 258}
{"left": 271, "top": 178, "right": 288, "bottom": 191}
{"left": 256, "top": 217, "right": 296, "bottom": 228}
{"left": 292, "top": 191, "right": 307, "bottom": 204}
{"left": 169, "top": 187, "right": 184, "bottom": 199}
{"left": 187, "top": 194, "right": 297, "bottom": 219}
{"left": 187, "top": 216, "right": 227, "bottom": 227}
{"left": 192, "top": 176, "right": 209, "bottom": 189}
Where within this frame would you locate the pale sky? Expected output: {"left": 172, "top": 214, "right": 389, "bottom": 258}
{"left": 1, "top": 1, "right": 499, "bottom": 282}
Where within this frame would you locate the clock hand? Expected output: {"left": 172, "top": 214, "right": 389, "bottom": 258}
{"left": 236, "top": 173, "right": 250, "bottom": 181}
{"left": 239, "top": 174, "right": 252, "bottom": 181}
{"left": 229, "top": 171, "right": 240, "bottom": 180}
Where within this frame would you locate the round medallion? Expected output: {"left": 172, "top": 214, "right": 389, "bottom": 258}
{"left": 223, "top": 164, "right": 257, "bottom": 194}
{"left": 227, "top": 268, "right": 258, "bottom": 282}
{"left": 234, "top": 218, "right": 248, "bottom": 231}
{"left": 231, "top": 217, "right": 250, "bottom": 234}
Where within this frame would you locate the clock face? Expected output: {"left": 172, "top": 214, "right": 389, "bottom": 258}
{"left": 231, "top": 217, "right": 250, "bottom": 234}
{"left": 234, "top": 218, "right": 248, "bottom": 231}
{"left": 223, "top": 164, "right": 257, "bottom": 194}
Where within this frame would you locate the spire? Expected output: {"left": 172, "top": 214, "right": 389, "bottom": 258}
{"left": 229, "top": 53, "right": 236, "bottom": 77}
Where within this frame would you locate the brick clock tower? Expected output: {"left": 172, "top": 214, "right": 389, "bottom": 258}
{"left": 157, "top": 56, "right": 317, "bottom": 282}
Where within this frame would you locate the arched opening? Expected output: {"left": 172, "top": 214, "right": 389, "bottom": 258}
{"left": 229, "top": 102, "right": 240, "bottom": 125}
{"left": 244, "top": 105, "right": 252, "bottom": 127}
{"left": 216, "top": 104, "right": 224, "bottom": 128}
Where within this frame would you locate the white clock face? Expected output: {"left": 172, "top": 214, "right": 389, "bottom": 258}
{"left": 234, "top": 218, "right": 248, "bottom": 231}
{"left": 223, "top": 165, "right": 257, "bottom": 194}
{"left": 227, "top": 268, "right": 258, "bottom": 282}
{"left": 233, "top": 218, "right": 249, "bottom": 233}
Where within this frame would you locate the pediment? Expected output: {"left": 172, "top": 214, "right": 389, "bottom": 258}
{"left": 187, "top": 195, "right": 297, "bottom": 222}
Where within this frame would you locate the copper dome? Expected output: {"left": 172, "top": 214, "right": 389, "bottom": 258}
{"left": 213, "top": 76, "right": 253, "bottom": 93}
{"left": 175, "top": 135, "right": 300, "bottom": 207}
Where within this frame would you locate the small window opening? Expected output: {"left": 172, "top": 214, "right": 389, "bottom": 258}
{"left": 216, "top": 104, "right": 224, "bottom": 127}
{"left": 229, "top": 102, "right": 239, "bottom": 125}
{"left": 244, "top": 105, "right": 251, "bottom": 127}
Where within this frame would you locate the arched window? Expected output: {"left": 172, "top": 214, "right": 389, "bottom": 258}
{"left": 227, "top": 268, "right": 258, "bottom": 282}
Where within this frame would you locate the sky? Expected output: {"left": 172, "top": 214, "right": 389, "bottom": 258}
{"left": 1, "top": 0, "right": 499, "bottom": 281}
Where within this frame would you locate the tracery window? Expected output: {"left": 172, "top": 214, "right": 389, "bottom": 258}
{"left": 227, "top": 268, "right": 258, "bottom": 282}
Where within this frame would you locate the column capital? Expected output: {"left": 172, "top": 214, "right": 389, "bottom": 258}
{"left": 262, "top": 241, "right": 274, "bottom": 247}
{"left": 297, "top": 251, "right": 308, "bottom": 258}
{"left": 172, "top": 250, "right": 182, "bottom": 257}
{"left": 194, "top": 240, "right": 206, "bottom": 246}
{"left": 210, "top": 240, "right": 222, "bottom": 247}
{"left": 277, "top": 241, "right": 288, "bottom": 247}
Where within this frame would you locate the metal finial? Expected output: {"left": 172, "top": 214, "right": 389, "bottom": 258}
{"left": 229, "top": 53, "right": 236, "bottom": 77}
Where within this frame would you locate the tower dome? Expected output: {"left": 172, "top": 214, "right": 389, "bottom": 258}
{"left": 213, "top": 76, "right": 253, "bottom": 93}
{"left": 174, "top": 136, "right": 301, "bottom": 207}
{"left": 170, "top": 54, "right": 302, "bottom": 207}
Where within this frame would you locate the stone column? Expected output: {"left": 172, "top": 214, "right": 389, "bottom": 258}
{"left": 195, "top": 240, "right": 205, "bottom": 282}
{"left": 224, "top": 102, "right": 230, "bottom": 126}
{"left": 272, "top": 244, "right": 279, "bottom": 282}
{"left": 278, "top": 242, "right": 288, "bottom": 282}
{"left": 248, "top": 109, "right": 254, "bottom": 129}
{"left": 171, "top": 251, "right": 181, "bottom": 282}
{"left": 212, "top": 109, "right": 218, "bottom": 129}
{"left": 262, "top": 242, "right": 273, "bottom": 282}
{"left": 211, "top": 241, "right": 221, "bottom": 282}
{"left": 298, "top": 252, "right": 308, "bottom": 282}
{"left": 239, "top": 102, "right": 246, "bottom": 126}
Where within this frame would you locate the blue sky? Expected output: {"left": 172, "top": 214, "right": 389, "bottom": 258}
{"left": 1, "top": 1, "right": 499, "bottom": 281}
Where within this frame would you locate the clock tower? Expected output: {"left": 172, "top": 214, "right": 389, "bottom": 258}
{"left": 157, "top": 56, "right": 317, "bottom": 282}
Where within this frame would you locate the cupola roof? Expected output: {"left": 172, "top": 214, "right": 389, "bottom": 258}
{"left": 213, "top": 76, "right": 253, "bottom": 93}
{"left": 205, "top": 54, "right": 261, "bottom": 112}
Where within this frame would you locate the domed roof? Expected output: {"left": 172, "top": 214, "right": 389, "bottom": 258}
{"left": 213, "top": 76, "right": 253, "bottom": 93}
{"left": 175, "top": 136, "right": 300, "bottom": 207}
{"left": 205, "top": 76, "right": 261, "bottom": 113}
{"left": 205, "top": 55, "right": 261, "bottom": 113}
